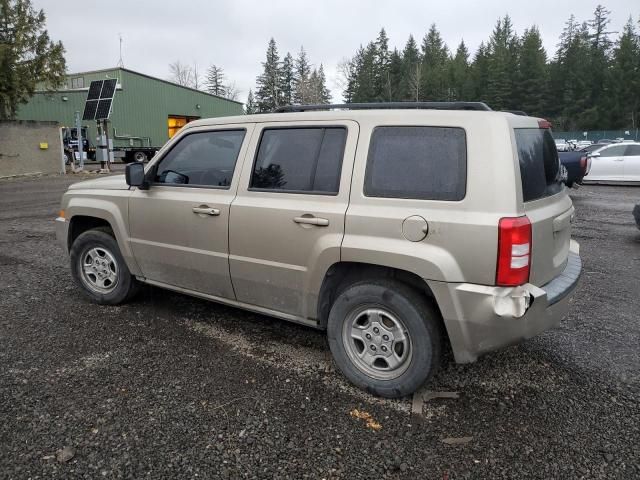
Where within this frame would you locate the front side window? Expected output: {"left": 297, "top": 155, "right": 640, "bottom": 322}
{"left": 364, "top": 126, "right": 467, "bottom": 200}
{"left": 154, "top": 130, "right": 245, "bottom": 188}
{"left": 250, "top": 127, "right": 346, "bottom": 194}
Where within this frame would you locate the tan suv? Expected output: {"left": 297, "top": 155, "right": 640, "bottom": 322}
{"left": 56, "top": 102, "right": 581, "bottom": 398}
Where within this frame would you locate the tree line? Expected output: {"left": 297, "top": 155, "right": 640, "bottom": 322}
{"left": 340, "top": 5, "right": 640, "bottom": 130}
{"left": 247, "top": 4, "right": 639, "bottom": 131}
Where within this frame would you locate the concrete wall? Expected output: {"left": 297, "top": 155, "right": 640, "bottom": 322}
{"left": 0, "top": 121, "right": 64, "bottom": 178}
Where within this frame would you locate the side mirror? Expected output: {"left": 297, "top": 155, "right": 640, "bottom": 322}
{"left": 589, "top": 152, "right": 600, "bottom": 158}
{"left": 126, "top": 162, "right": 148, "bottom": 189}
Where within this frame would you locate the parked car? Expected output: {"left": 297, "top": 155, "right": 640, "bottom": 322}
{"left": 583, "top": 142, "right": 640, "bottom": 183}
{"left": 576, "top": 140, "right": 593, "bottom": 149}
{"left": 55, "top": 102, "right": 582, "bottom": 398}
{"left": 559, "top": 151, "right": 591, "bottom": 187}
{"left": 555, "top": 138, "right": 570, "bottom": 151}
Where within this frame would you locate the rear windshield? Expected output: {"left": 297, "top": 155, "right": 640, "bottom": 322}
{"left": 515, "top": 128, "right": 563, "bottom": 202}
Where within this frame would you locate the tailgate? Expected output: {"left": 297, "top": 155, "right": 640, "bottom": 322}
{"left": 514, "top": 127, "right": 573, "bottom": 286}
{"left": 525, "top": 195, "right": 574, "bottom": 285}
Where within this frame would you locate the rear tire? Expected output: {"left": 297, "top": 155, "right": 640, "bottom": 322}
{"left": 327, "top": 279, "right": 442, "bottom": 398}
{"left": 70, "top": 228, "right": 139, "bottom": 305}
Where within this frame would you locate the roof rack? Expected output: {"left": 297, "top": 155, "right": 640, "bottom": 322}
{"left": 274, "top": 102, "right": 492, "bottom": 113}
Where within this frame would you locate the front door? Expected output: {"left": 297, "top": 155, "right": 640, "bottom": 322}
{"left": 229, "top": 120, "right": 358, "bottom": 319}
{"left": 128, "top": 125, "right": 254, "bottom": 298}
{"left": 589, "top": 144, "right": 626, "bottom": 181}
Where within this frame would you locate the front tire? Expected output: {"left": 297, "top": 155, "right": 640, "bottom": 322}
{"left": 327, "top": 279, "right": 442, "bottom": 398}
{"left": 70, "top": 228, "right": 139, "bottom": 305}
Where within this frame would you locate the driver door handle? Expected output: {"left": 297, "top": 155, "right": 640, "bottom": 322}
{"left": 192, "top": 206, "right": 220, "bottom": 216}
{"left": 293, "top": 216, "right": 329, "bottom": 226}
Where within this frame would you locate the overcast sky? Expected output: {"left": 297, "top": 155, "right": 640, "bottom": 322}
{"left": 36, "top": 0, "right": 637, "bottom": 104}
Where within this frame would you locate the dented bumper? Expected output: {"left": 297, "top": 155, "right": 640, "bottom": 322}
{"left": 430, "top": 240, "right": 582, "bottom": 363}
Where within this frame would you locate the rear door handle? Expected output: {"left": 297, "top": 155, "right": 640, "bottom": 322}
{"left": 192, "top": 206, "right": 220, "bottom": 216}
{"left": 293, "top": 216, "right": 329, "bottom": 226}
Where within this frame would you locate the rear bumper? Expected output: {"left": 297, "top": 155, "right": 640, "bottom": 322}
{"left": 430, "top": 240, "right": 582, "bottom": 363}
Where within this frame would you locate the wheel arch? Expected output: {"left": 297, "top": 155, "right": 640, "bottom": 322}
{"left": 65, "top": 198, "right": 142, "bottom": 276}
{"left": 317, "top": 262, "right": 443, "bottom": 325}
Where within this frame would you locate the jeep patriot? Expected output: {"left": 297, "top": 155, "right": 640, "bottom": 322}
{"left": 56, "top": 102, "right": 582, "bottom": 398}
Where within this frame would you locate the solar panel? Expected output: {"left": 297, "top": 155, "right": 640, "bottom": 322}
{"left": 82, "top": 100, "right": 99, "bottom": 120}
{"left": 87, "top": 81, "right": 103, "bottom": 100}
{"left": 83, "top": 78, "right": 118, "bottom": 120}
{"left": 96, "top": 99, "right": 112, "bottom": 119}
{"left": 100, "top": 79, "right": 117, "bottom": 99}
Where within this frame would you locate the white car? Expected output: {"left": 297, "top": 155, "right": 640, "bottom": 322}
{"left": 555, "top": 139, "right": 570, "bottom": 152}
{"left": 584, "top": 142, "right": 640, "bottom": 183}
{"left": 577, "top": 140, "right": 593, "bottom": 149}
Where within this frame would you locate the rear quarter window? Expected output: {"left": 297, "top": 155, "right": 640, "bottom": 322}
{"left": 364, "top": 126, "right": 467, "bottom": 201}
{"left": 516, "top": 129, "right": 563, "bottom": 202}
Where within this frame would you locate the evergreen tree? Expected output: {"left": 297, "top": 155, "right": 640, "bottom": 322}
{"left": 470, "top": 42, "right": 490, "bottom": 103}
{"left": 255, "top": 38, "right": 282, "bottom": 112}
{"left": 400, "top": 35, "right": 421, "bottom": 100}
{"left": 0, "top": 0, "right": 66, "bottom": 119}
{"left": 316, "top": 64, "right": 331, "bottom": 104}
{"left": 585, "top": 4, "right": 613, "bottom": 127}
{"left": 293, "top": 46, "right": 311, "bottom": 104}
{"left": 449, "top": 40, "right": 472, "bottom": 101}
{"left": 205, "top": 64, "right": 226, "bottom": 97}
{"left": 516, "top": 27, "right": 548, "bottom": 116}
{"left": 606, "top": 18, "right": 640, "bottom": 128}
{"left": 485, "top": 16, "right": 519, "bottom": 110}
{"left": 343, "top": 48, "right": 365, "bottom": 103}
{"left": 420, "top": 24, "right": 450, "bottom": 100}
{"left": 245, "top": 89, "right": 257, "bottom": 114}
{"left": 373, "top": 28, "right": 391, "bottom": 100}
{"left": 353, "top": 42, "right": 377, "bottom": 102}
{"left": 386, "top": 49, "right": 403, "bottom": 101}
{"left": 280, "top": 52, "right": 294, "bottom": 105}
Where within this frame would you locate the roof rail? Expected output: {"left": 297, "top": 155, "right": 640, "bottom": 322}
{"left": 274, "top": 102, "right": 492, "bottom": 113}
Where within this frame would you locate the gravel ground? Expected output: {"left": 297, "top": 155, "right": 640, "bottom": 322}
{"left": 1, "top": 175, "right": 638, "bottom": 479}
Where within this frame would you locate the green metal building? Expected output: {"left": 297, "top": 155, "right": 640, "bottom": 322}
{"left": 17, "top": 67, "right": 244, "bottom": 156}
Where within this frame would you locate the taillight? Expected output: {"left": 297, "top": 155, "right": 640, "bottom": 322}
{"left": 496, "top": 216, "right": 532, "bottom": 286}
{"left": 579, "top": 156, "right": 587, "bottom": 171}
{"left": 538, "top": 119, "right": 552, "bottom": 129}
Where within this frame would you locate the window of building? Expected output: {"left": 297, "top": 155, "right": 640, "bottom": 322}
{"left": 70, "top": 77, "right": 84, "bottom": 89}
{"left": 168, "top": 115, "right": 200, "bottom": 139}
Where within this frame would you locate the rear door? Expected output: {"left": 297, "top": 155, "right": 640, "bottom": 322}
{"left": 515, "top": 127, "right": 573, "bottom": 286}
{"left": 622, "top": 144, "right": 640, "bottom": 181}
{"left": 588, "top": 144, "right": 626, "bottom": 181}
{"left": 229, "top": 120, "right": 358, "bottom": 319}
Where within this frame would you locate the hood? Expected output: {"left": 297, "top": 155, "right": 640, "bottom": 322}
{"left": 68, "top": 174, "right": 129, "bottom": 191}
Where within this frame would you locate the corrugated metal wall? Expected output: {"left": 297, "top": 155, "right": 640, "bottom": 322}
{"left": 16, "top": 68, "right": 244, "bottom": 149}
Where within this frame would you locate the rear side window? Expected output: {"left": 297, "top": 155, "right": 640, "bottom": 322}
{"left": 250, "top": 127, "right": 346, "bottom": 194}
{"left": 515, "top": 129, "right": 563, "bottom": 202}
{"left": 625, "top": 145, "right": 640, "bottom": 156}
{"left": 364, "top": 126, "right": 467, "bottom": 201}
